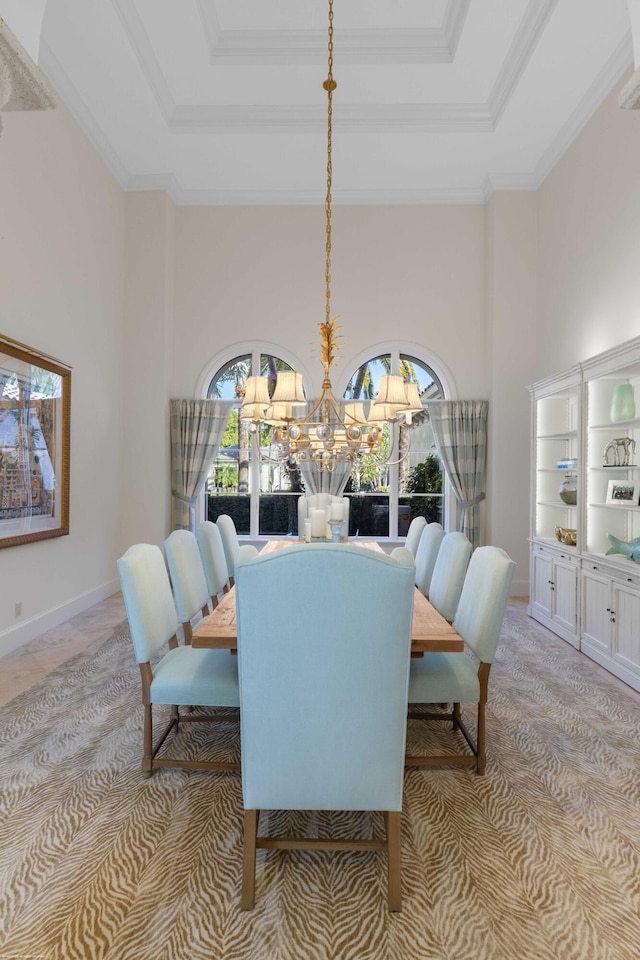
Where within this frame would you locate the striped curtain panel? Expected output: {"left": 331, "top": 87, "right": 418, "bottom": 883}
{"left": 169, "top": 399, "right": 230, "bottom": 531}
{"left": 425, "top": 400, "right": 488, "bottom": 549}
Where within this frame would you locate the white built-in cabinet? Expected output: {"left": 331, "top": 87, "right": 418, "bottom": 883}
{"left": 528, "top": 336, "right": 640, "bottom": 692}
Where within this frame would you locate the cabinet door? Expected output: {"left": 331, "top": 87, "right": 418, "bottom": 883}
{"left": 581, "top": 570, "right": 611, "bottom": 653}
{"left": 531, "top": 551, "right": 553, "bottom": 617}
{"left": 612, "top": 582, "right": 640, "bottom": 668}
{"left": 552, "top": 558, "right": 577, "bottom": 635}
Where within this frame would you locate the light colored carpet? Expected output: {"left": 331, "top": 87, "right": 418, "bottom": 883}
{"left": 1, "top": 607, "right": 640, "bottom": 960}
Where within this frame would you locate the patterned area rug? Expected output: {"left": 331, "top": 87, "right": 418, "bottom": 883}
{"left": 1, "top": 608, "right": 640, "bottom": 960}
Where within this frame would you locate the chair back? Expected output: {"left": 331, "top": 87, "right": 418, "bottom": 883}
{"left": 196, "top": 521, "right": 230, "bottom": 598}
{"left": 453, "top": 546, "right": 515, "bottom": 663}
{"left": 216, "top": 514, "right": 240, "bottom": 577}
{"left": 297, "top": 493, "right": 349, "bottom": 539}
{"left": 428, "top": 532, "right": 472, "bottom": 622}
{"left": 117, "top": 543, "right": 178, "bottom": 663}
{"left": 405, "top": 516, "right": 427, "bottom": 558}
{"left": 235, "top": 543, "right": 415, "bottom": 812}
{"left": 164, "top": 529, "right": 211, "bottom": 625}
{"left": 414, "top": 522, "right": 445, "bottom": 596}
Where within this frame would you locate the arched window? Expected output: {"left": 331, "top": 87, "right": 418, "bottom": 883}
{"left": 205, "top": 351, "right": 303, "bottom": 537}
{"left": 343, "top": 351, "right": 445, "bottom": 539}
{"left": 203, "top": 344, "right": 448, "bottom": 541}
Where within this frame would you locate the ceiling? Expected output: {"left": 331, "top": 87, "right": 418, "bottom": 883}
{"left": 36, "top": 0, "right": 635, "bottom": 205}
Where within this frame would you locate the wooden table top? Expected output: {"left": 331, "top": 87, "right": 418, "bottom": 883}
{"left": 192, "top": 540, "right": 463, "bottom": 655}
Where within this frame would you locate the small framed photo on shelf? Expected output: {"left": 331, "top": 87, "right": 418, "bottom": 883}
{"left": 605, "top": 480, "right": 640, "bottom": 506}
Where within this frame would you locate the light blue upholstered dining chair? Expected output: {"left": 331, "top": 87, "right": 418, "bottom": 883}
{"left": 404, "top": 516, "right": 427, "bottom": 558}
{"left": 428, "top": 531, "right": 472, "bottom": 623}
{"left": 196, "top": 521, "right": 231, "bottom": 603}
{"left": 406, "top": 545, "right": 515, "bottom": 775}
{"left": 216, "top": 514, "right": 240, "bottom": 585}
{"left": 414, "top": 521, "right": 445, "bottom": 596}
{"left": 234, "top": 542, "right": 415, "bottom": 912}
{"left": 164, "top": 529, "right": 212, "bottom": 644}
{"left": 297, "top": 493, "right": 350, "bottom": 540}
{"left": 117, "top": 543, "right": 240, "bottom": 777}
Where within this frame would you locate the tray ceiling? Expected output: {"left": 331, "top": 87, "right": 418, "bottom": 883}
{"left": 36, "top": 0, "right": 634, "bottom": 204}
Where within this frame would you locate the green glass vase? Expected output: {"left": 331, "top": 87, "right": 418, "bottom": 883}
{"left": 610, "top": 383, "right": 635, "bottom": 422}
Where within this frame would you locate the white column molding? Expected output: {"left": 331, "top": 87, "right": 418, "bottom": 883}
{"left": 620, "top": 0, "right": 640, "bottom": 109}
{"left": 0, "top": 17, "right": 55, "bottom": 134}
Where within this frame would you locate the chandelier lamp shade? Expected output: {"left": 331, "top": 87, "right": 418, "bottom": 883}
{"left": 239, "top": 0, "right": 422, "bottom": 472}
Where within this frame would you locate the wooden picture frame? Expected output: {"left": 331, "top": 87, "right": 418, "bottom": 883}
{"left": 0, "top": 334, "right": 71, "bottom": 548}
{"left": 605, "top": 479, "right": 640, "bottom": 506}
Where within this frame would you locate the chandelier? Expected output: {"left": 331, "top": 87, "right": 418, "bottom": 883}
{"left": 240, "top": 0, "right": 423, "bottom": 472}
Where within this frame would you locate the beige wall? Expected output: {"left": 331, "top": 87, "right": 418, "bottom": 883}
{"left": 3, "top": 67, "right": 640, "bottom": 649}
{"left": 120, "top": 191, "right": 174, "bottom": 550}
{"left": 537, "top": 74, "right": 640, "bottom": 368}
{"left": 0, "top": 101, "right": 126, "bottom": 653}
{"left": 172, "top": 204, "right": 488, "bottom": 401}
{"left": 485, "top": 191, "right": 539, "bottom": 592}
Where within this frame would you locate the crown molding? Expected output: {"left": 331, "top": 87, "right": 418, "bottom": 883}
{"left": 38, "top": 39, "right": 130, "bottom": 188}
{"left": 167, "top": 101, "right": 494, "bottom": 134}
{"left": 74, "top": 1, "right": 565, "bottom": 139}
{"left": 107, "top": 0, "right": 554, "bottom": 137}
{"left": 196, "top": 0, "right": 470, "bottom": 66}
{"left": 489, "top": 0, "right": 559, "bottom": 125}
{"left": 530, "top": 33, "right": 633, "bottom": 189}
{"left": 110, "top": 0, "right": 173, "bottom": 121}
{"left": 124, "top": 176, "right": 489, "bottom": 207}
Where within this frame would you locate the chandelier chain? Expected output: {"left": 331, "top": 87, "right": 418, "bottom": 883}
{"left": 239, "top": 0, "right": 417, "bottom": 474}
{"left": 324, "top": 0, "right": 334, "bottom": 328}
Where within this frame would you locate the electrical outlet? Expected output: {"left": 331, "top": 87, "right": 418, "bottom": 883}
{"left": 15, "top": 601, "right": 22, "bottom": 617}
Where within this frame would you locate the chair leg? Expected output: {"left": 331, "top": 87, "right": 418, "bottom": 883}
{"left": 452, "top": 702, "right": 462, "bottom": 731}
{"left": 476, "top": 702, "right": 486, "bottom": 775}
{"left": 241, "top": 809, "right": 259, "bottom": 910}
{"left": 142, "top": 704, "right": 153, "bottom": 778}
{"left": 386, "top": 811, "right": 402, "bottom": 912}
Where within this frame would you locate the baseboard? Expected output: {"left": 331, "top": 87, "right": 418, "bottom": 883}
{"left": 510, "top": 577, "right": 528, "bottom": 598}
{"left": 0, "top": 579, "right": 120, "bottom": 658}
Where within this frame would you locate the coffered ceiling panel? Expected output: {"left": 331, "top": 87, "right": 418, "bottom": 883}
{"left": 35, "top": 0, "right": 634, "bottom": 203}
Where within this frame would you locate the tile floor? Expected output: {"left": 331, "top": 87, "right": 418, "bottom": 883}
{"left": 0, "top": 592, "right": 126, "bottom": 708}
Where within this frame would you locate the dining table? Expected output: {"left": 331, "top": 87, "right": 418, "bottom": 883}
{"left": 192, "top": 539, "right": 464, "bottom": 656}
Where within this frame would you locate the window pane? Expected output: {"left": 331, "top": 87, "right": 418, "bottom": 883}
{"left": 207, "top": 495, "right": 250, "bottom": 535}
{"left": 399, "top": 354, "right": 443, "bottom": 397}
{"left": 205, "top": 404, "right": 251, "bottom": 534}
{"left": 259, "top": 493, "right": 299, "bottom": 537}
{"left": 401, "top": 413, "right": 443, "bottom": 526}
{"left": 344, "top": 354, "right": 390, "bottom": 400}
{"left": 260, "top": 354, "right": 294, "bottom": 397}
{"left": 346, "top": 494, "right": 390, "bottom": 537}
{"left": 207, "top": 355, "right": 251, "bottom": 400}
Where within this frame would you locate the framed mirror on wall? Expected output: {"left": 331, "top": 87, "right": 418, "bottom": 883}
{"left": 0, "top": 334, "right": 71, "bottom": 548}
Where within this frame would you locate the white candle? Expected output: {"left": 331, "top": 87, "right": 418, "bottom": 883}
{"left": 310, "top": 508, "right": 326, "bottom": 538}
{"left": 329, "top": 503, "right": 344, "bottom": 522}
{"left": 304, "top": 519, "right": 312, "bottom": 542}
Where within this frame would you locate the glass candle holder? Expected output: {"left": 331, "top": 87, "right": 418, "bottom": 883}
{"left": 328, "top": 519, "right": 343, "bottom": 542}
